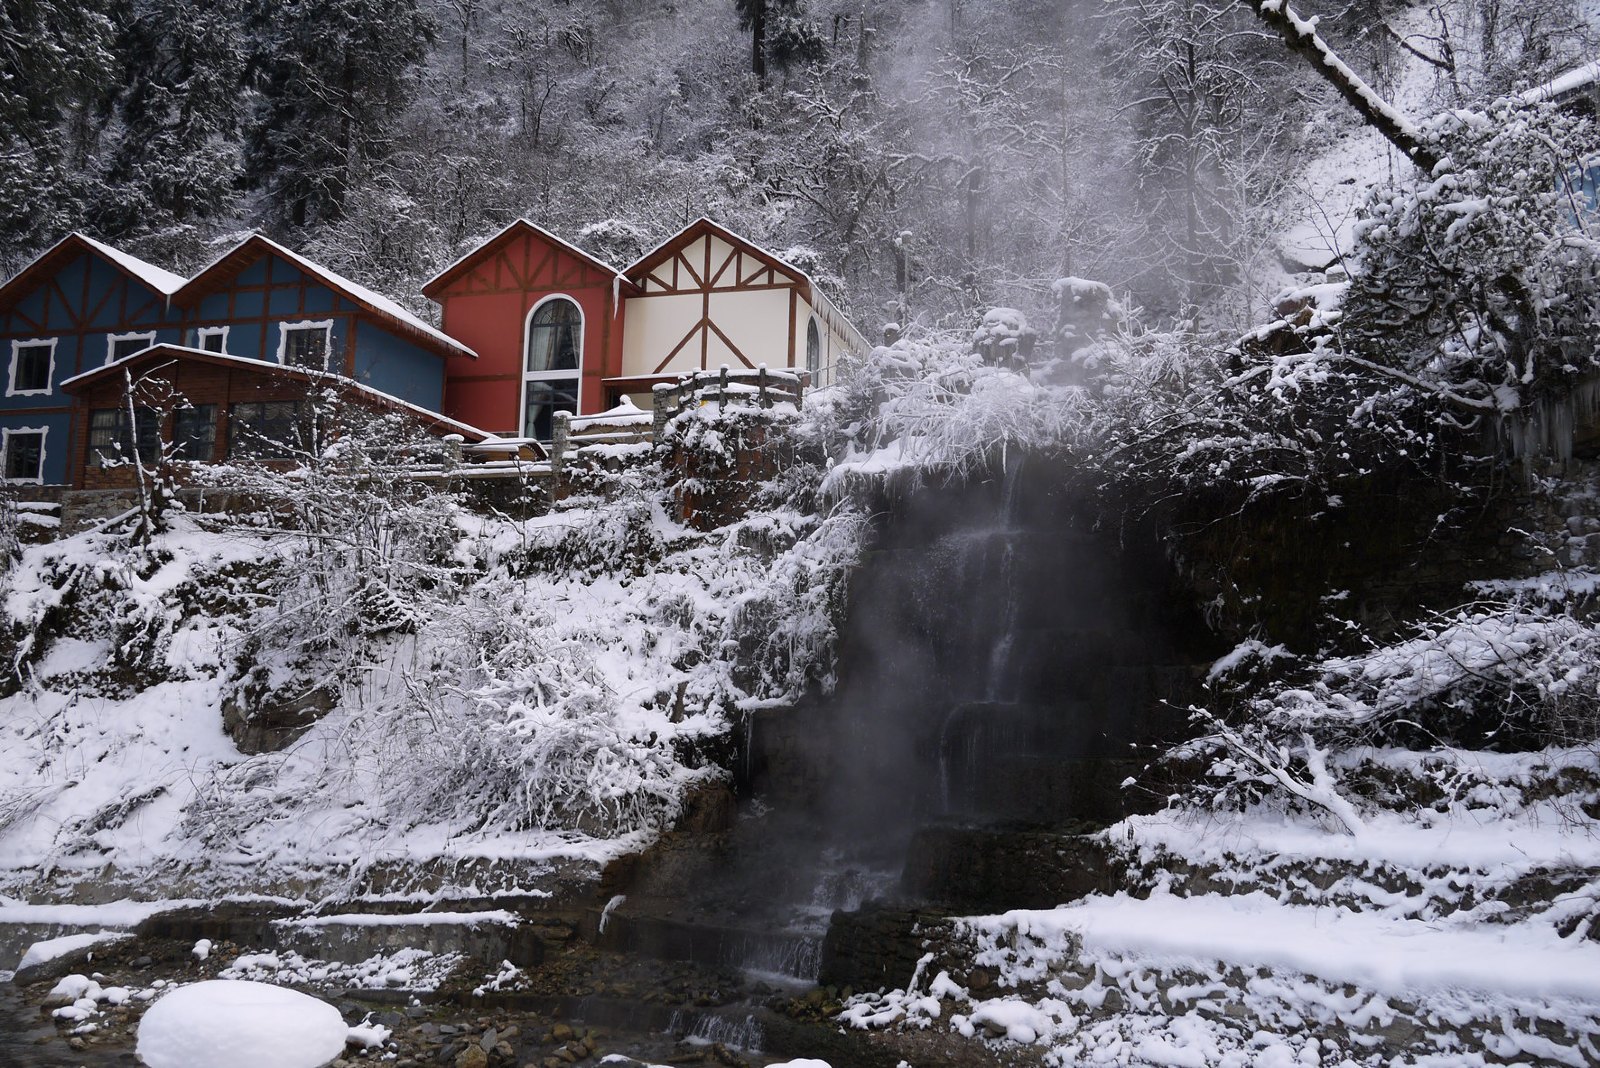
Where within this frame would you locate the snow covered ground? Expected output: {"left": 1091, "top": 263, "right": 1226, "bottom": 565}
{"left": 841, "top": 742, "right": 1600, "bottom": 1067}
{"left": 0, "top": 466, "right": 854, "bottom": 902}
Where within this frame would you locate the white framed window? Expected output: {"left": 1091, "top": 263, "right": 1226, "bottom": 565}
{"left": 7, "top": 338, "right": 56, "bottom": 397}
{"left": 520, "top": 295, "right": 582, "bottom": 441}
{"left": 107, "top": 330, "right": 157, "bottom": 365}
{"left": 196, "top": 326, "right": 229, "bottom": 354}
{"left": 2, "top": 426, "right": 47, "bottom": 484}
{"left": 276, "top": 320, "right": 334, "bottom": 370}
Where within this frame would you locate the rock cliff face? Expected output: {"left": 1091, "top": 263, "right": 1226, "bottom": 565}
{"left": 602, "top": 457, "right": 1218, "bottom": 995}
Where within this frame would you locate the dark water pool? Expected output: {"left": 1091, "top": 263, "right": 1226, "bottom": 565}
{"left": 0, "top": 985, "right": 134, "bottom": 1066}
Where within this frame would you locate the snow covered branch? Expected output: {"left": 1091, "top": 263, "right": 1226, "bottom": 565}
{"left": 1245, "top": 0, "right": 1438, "bottom": 172}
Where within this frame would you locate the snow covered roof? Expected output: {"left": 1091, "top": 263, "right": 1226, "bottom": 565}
{"left": 0, "top": 232, "right": 187, "bottom": 315}
{"left": 176, "top": 234, "right": 476, "bottom": 360}
{"left": 624, "top": 217, "right": 814, "bottom": 295}
{"left": 1522, "top": 59, "right": 1600, "bottom": 106}
{"left": 421, "top": 218, "right": 636, "bottom": 299}
{"left": 73, "top": 233, "right": 187, "bottom": 295}
{"left": 60, "top": 344, "right": 495, "bottom": 442}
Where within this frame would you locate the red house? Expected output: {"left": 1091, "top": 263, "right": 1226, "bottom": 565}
{"left": 424, "top": 218, "right": 870, "bottom": 441}
{"left": 422, "top": 220, "right": 639, "bottom": 439}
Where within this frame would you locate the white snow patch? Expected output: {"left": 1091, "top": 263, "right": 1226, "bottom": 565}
{"left": 136, "top": 980, "right": 347, "bottom": 1068}
{"left": 15, "top": 931, "right": 129, "bottom": 972}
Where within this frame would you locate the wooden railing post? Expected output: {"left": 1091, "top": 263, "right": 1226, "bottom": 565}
{"left": 652, "top": 381, "right": 673, "bottom": 445}
{"left": 719, "top": 364, "right": 729, "bottom": 409}
{"left": 757, "top": 363, "right": 768, "bottom": 408}
{"left": 551, "top": 409, "right": 570, "bottom": 485}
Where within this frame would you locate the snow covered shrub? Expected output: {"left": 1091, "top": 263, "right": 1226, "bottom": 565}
{"left": 5, "top": 530, "right": 186, "bottom": 685}
{"left": 399, "top": 615, "right": 706, "bottom": 836}
{"left": 1340, "top": 99, "right": 1600, "bottom": 416}
{"left": 664, "top": 396, "right": 811, "bottom": 528}
{"left": 0, "top": 487, "right": 20, "bottom": 569}
{"left": 728, "top": 509, "right": 866, "bottom": 700}
{"left": 490, "top": 489, "right": 666, "bottom": 579}
{"left": 190, "top": 386, "right": 463, "bottom": 683}
{"left": 1184, "top": 598, "right": 1600, "bottom": 828}
{"left": 822, "top": 332, "right": 1090, "bottom": 494}
{"left": 1308, "top": 602, "right": 1600, "bottom": 746}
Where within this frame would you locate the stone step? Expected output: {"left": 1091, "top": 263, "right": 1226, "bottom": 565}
{"left": 595, "top": 911, "right": 824, "bottom": 984}
{"left": 900, "top": 828, "right": 1116, "bottom": 914}
{"left": 131, "top": 902, "right": 547, "bottom": 968}
{"left": 269, "top": 911, "right": 544, "bottom": 968}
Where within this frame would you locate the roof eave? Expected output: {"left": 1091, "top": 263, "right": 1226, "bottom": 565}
{"left": 421, "top": 218, "right": 636, "bottom": 300}
{"left": 176, "top": 234, "right": 476, "bottom": 361}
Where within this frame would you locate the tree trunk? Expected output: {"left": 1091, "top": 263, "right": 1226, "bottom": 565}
{"left": 1245, "top": 0, "right": 1438, "bottom": 172}
{"left": 751, "top": 2, "right": 767, "bottom": 85}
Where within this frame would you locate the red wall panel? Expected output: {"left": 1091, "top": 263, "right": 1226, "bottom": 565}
{"left": 434, "top": 230, "right": 626, "bottom": 435}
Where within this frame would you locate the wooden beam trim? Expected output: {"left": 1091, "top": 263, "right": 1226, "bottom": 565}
{"left": 788, "top": 289, "right": 798, "bottom": 366}
{"left": 626, "top": 283, "right": 797, "bottom": 298}
{"left": 53, "top": 278, "right": 81, "bottom": 330}
{"left": 654, "top": 321, "right": 706, "bottom": 374}
{"left": 706, "top": 319, "right": 755, "bottom": 369}
{"left": 700, "top": 290, "right": 710, "bottom": 367}
{"left": 708, "top": 248, "right": 740, "bottom": 288}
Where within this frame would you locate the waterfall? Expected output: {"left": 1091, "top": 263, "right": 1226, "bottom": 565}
{"left": 983, "top": 454, "right": 1027, "bottom": 703}
{"left": 668, "top": 1010, "right": 765, "bottom": 1051}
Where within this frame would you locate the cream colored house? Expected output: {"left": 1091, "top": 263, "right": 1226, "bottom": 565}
{"left": 609, "top": 218, "right": 867, "bottom": 405}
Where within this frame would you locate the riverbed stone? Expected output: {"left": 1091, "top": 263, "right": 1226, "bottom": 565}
{"left": 455, "top": 1045, "right": 489, "bottom": 1068}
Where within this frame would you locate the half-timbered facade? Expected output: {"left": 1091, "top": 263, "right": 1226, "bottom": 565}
{"left": 422, "top": 217, "right": 868, "bottom": 433}
{"left": 0, "top": 234, "right": 186, "bottom": 484}
{"left": 0, "top": 232, "right": 479, "bottom": 486}
{"left": 175, "top": 234, "right": 473, "bottom": 413}
{"left": 0, "top": 217, "right": 867, "bottom": 487}
{"left": 616, "top": 218, "right": 866, "bottom": 401}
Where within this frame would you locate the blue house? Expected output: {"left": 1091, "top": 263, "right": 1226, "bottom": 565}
{"left": 0, "top": 234, "right": 187, "bottom": 485}
{"left": 0, "top": 232, "right": 479, "bottom": 488}
{"left": 171, "top": 234, "right": 473, "bottom": 413}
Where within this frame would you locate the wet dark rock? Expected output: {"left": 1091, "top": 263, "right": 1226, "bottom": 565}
{"left": 222, "top": 682, "right": 337, "bottom": 754}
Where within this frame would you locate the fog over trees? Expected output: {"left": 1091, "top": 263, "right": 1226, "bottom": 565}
{"left": 3, "top": 0, "right": 1592, "bottom": 335}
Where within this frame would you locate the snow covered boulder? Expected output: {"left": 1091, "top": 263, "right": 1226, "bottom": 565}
{"left": 136, "top": 980, "right": 347, "bottom": 1068}
{"left": 15, "top": 932, "right": 131, "bottom": 986}
{"left": 1050, "top": 276, "right": 1122, "bottom": 362}
{"left": 972, "top": 307, "right": 1035, "bottom": 366}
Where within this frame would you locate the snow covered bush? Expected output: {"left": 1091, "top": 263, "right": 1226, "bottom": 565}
{"left": 1184, "top": 593, "right": 1600, "bottom": 828}
{"left": 189, "top": 386, "right": 463, "bottom": 697}
{"left": 821, "top": 332, "right": 1091, "bottom": 494}
{"left": 1340, "top": 99, "right": 1600, "bottom": 416}
{"left": 728, "top": 509, "right": 866, "bottom": 700}
{"left": 382, "top": 596, "right": 726, "bottom": 837}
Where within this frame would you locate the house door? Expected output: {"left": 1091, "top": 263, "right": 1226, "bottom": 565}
{"left": 522, "top": 296, "right": 582, "bottom": 440}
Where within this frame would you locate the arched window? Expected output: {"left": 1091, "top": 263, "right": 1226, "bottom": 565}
{"left": 805, "top": 317, "right": 821, "bottom": 381}
{"left": 522, "top": 297, "right": 582, "bottom": 441}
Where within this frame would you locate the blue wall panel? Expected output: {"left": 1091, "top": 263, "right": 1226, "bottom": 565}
{"left": 356, "top": 327, "right": 446, "bottom": 412}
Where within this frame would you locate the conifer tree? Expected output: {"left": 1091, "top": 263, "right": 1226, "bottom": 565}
{"left": 0, "top": 0, "right": 117, "bottom": 261}
{"left": 97, "top": 0, "right": 249, "bottom": 237}
{"left": 245, "top": 0, "right": 435, "bottom": 228}
{"left": 735, "top": 0, "right": 824, "bottom": 86}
